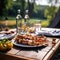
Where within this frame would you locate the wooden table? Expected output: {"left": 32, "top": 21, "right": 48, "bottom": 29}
{"left": 0, "top": 28, "right": 60, "bottom": 60}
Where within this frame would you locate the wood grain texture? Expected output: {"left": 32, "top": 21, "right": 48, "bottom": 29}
{"left": 0, "top": 37, "right": 60, "bottom": 60}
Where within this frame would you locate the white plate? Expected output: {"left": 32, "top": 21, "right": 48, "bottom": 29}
{"left": 12, "top": 39, "right": 47, "bottom": 48}
{"left": 0, "top": 33, "right": 16, "bottom": 40}
{"left": 36, "top": 29, "right": 60, "bottom": 36}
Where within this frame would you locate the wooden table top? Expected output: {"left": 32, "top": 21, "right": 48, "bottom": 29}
{"left": 0, "top": 28, "right": 60, "bottom": 60}
{"left": 0, "top": 37, "right": 60, "bottom": 60}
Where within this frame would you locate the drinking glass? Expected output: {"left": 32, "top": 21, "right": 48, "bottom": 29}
{"left": 34, "top": 20, "right": 41, "bottom": 32}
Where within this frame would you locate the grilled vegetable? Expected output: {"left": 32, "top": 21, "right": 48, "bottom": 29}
{"left": 0, "top": 39, "right": 13, "bottom": 51}
{"left": 5, "top": 40, "right": 13, "bottom": 49}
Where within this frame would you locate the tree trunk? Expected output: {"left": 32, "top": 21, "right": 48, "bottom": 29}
{"left": 28, "top": 0, "right": 35, "bottom": 18}
{"left": 21, "top": 0, "right": 25, "bottom": 18}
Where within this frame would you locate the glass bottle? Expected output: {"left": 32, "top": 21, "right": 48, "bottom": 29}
{"left": 24, "top": 10, "right": 30, "bottom": 26}
{"left": 23, "top": 10, "right": 30, "bottom": 33}
{"left": 5, "top": 16, "right": 9, "bottom": 31}
{"left": 16, "top": 9, "right": 22, "bottom": 34}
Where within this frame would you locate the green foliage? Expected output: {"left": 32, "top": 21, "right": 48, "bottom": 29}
{"left": 44, "top": 6, "right": 59, "bottom": 21}
{"left": 0, "top": 0, "right": 14, "bottom": 17}
{"left": 41, "top": 20, "right": 50, "bottom": 27}
{"left": 34, "top": 3, "right": 37, "bottom": 13}
{"left": 4, "top": 0, "right": 13, "bottom": 10}
{"left": 8, "top": 0, "right": 26, "bottom": 17}
{"left": 48, "top": 0, "right": 58, "bottom": 4}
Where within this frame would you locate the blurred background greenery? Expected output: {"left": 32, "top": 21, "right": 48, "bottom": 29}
{"left": 0, "top": 0, "right": 60, "bottom": 29}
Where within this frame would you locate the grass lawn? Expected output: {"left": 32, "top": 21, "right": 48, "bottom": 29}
{"left": 0, "top": 18, "right": 50, "bottom": 29}
{"left": 0, "top": 20, "right": 16, "bottom": 26}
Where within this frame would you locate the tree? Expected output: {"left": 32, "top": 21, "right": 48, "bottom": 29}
{"left": 48, "top": 0, "right": 58, "bottom": 4}
{"left": 0, "top": 0, "right": 13, "bottom": 17}
{"left": 28, "top": 0, "right": 35, "bottom": 17}
{"left": 21, "top": 0, "right": 25, "bottom": 17}
{"left": 44, "top": 6, "right": 58, "bottom": 21}
{"left": 45, "top": 0, "right": 60, "bottom": 27}
{"left": 44, "top": 0, "right": 59, "bottom": 21}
